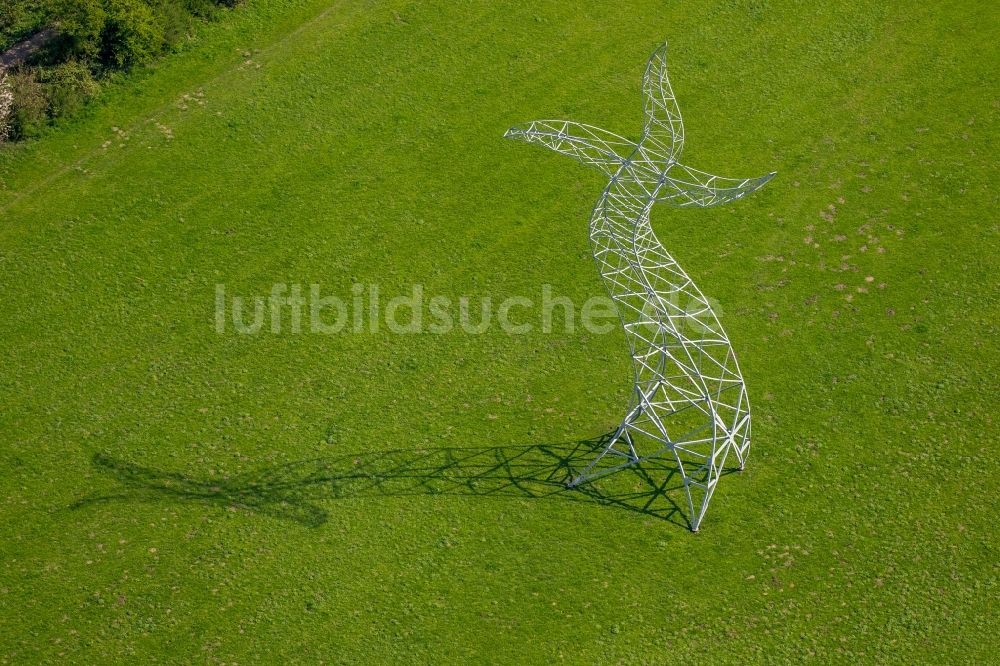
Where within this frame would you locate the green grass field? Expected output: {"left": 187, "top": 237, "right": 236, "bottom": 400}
{"left": 1, "top": 0, "right": 997, "bottom": 662}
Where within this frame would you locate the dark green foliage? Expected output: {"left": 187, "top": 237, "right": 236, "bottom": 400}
{"left": 181, "top": 0, "right": 223, "bottom": 18}
{"left": 0, "top": 0, "right": 45, "bottom": 51}
{"left": 97, "top": 0, "right": 164, "bottom": 69}
{"left": 0, "top": 2, "right": 25, "bottom": 45}
{"left": 49, "top": 0, "right": 107, "bottom": 62}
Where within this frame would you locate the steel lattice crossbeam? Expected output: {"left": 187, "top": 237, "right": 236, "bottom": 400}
{"left": 505, "top": 43, "right": 775, "bottom": 531}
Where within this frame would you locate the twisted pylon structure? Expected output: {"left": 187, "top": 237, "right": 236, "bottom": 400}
{"left": 505, "top": 43, "right": 774, "bottom": 531}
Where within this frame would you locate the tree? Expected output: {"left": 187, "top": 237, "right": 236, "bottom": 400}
{"left": 52, "top": 0, "right": 108, "bottom": 62}
{"left": 99, "top": 0, "right": 164, "bottom": 69}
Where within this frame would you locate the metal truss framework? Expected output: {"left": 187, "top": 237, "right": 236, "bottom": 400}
{"left": 505, "top": 43, "right": 775, "bottom": 531}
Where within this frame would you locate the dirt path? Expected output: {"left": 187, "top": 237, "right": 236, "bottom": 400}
{"left": 0, "top": 28, "right": 57, "bottom": 70}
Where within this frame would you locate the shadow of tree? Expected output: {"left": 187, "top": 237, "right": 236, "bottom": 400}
{"left": 73, "top": 434, "right": 708, "bottom": 530}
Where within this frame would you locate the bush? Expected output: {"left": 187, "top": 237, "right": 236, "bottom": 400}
{"left": 7, "top": 68, "right": 48, "bottom": 139}
{"left": 182, "top": 0, "right": 221, "bottom": 19}
{"left": 51, "top": 0, "right": 107, "bottom": 63}
{"left": 99, "top": 0, "right": 164, "bottom": 69}
{"left": 43, "top": 60, "right": 99, "bottom": 118}
{"left": 1, "top": 0, "right": 36, "bottom": 52}
{"left": 1, "top": 3, "right": 25, "bottom": 48}
{"left": 152, "top": 0, "right": 196, "bottom": 52}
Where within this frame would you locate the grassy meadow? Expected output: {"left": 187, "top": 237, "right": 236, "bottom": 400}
{"left": 0, "top": 0, "right": 997, "bottom": 662}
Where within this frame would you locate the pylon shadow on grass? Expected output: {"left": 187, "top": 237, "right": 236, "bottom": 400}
{"left": 72, "top": 434, "right": 710, "bottom": 530}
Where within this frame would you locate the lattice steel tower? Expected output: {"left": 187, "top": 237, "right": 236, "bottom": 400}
{"left": 505, "top": 42, "right": 775, "bottom": 531}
